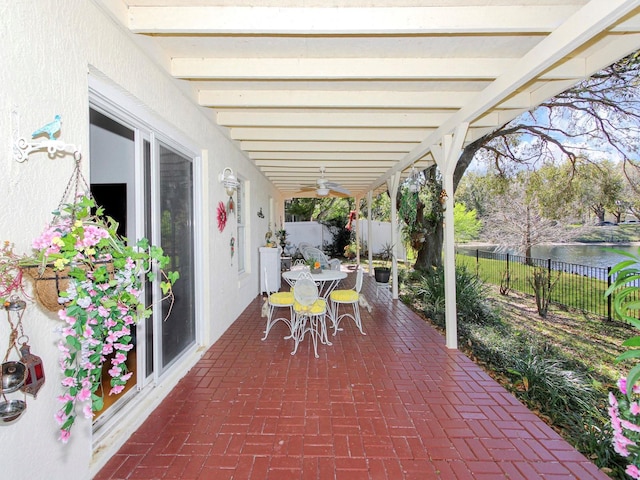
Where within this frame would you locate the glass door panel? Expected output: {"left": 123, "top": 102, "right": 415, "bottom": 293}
{"left": 158, "top": 144, "right": 195, "bottom": 368}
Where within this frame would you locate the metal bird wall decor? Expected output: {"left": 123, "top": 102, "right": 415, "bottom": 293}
{"left": 31, "top": 114, "right": 61, "bottom": 140}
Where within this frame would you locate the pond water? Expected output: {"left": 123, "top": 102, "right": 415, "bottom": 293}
{"left": 458, "top": 243, "right": 640, "bottom": 269}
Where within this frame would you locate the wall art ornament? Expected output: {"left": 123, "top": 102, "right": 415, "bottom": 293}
{"left": 217, "top": 201, "right": 227, "bottom": 232}
{"left": 230, "top": 236, "right": 235, "bottom": 264}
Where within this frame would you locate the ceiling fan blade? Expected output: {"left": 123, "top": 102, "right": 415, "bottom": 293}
{"left": 327, "top": 184, "right": 352, "bottom": 196}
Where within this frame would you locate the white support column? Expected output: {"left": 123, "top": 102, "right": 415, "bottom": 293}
{"left": 367, "top": 191, "right": 373, "bottom": 276}
{"left": 433, "top": 123, "right": 469, "bottom": 349}
{"left": 354, "top": 196, "right": 361, "bottom": 266}
{"left": 387, "top": 172, "right": 401, "bottom": 299}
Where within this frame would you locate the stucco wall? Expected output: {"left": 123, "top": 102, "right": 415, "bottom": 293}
{"left": 1, "top": 2, "right": 280, "bottom": 478}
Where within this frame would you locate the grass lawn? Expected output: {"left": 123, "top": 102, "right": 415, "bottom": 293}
{"left": 482, "top": 286, "right": 632, "bottom": 386}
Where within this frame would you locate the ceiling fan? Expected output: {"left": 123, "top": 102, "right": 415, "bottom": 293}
{"left": 299, "top": 166, "right": 352, "bottom": 198}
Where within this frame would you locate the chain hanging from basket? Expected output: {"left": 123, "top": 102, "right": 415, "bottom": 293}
{"left": 21, "top": 153, "right": 107, "bottom": 312}
{"left": 54, "top": 151, "right": 91, "bottom": 223}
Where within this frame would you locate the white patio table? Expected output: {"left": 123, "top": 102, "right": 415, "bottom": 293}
{"left": 282, "top": 268, "right": 347, "bottom": 299}
{"left": 282, "top": 267, "right": 347, "bottom": 349}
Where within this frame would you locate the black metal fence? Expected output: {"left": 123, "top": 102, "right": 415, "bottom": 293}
{"left": 456, "top": 249, "right": 613, "bottom": 320}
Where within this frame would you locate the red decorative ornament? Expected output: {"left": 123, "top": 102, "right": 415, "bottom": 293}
{"left": 217, "top": 201, "right": 227, "bottom": 232}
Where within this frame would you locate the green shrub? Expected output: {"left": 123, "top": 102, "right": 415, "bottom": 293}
{"left": 408, "top": 265, "right": 498, "bottom": 327}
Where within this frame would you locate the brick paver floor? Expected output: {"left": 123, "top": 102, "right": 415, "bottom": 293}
{"left": 95, "top": 267, "right": 608, "bottom": 479}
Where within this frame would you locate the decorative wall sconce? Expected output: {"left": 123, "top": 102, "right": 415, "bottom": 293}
{"left": 219, "top": 167, "right": 239, "bottom": 197}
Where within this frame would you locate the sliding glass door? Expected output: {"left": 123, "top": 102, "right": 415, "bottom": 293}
{"left": 89, "top": 103, "right": 197, "bottom": 423}
{"left": 158, "top": 144, "right": 195, "bottom": 368}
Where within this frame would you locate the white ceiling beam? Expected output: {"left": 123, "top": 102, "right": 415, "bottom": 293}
{"left": 174, "top": 58, "right": 514, "bottom": 80}
{"left": 260, "top": 165, "right": 390, "bottom": 172}
{"left": 174, "top": 57, "right": 588, "bottom": 80}
{"left": 374, "top": 0, "right": 640, "bottom": 190}
{"left": 129, "top": 6, "right": 581, "bottom": 34}
{"left": 249, "top": 151, "right": 405, "bottom": 161}
{"left": 241, "top": 141, "right": 415, "bottom": 153}
{"left": 229, "top": 127, "right": 434, "bottom": 142}
{"left": 199, "top": 90, "right": 477, "bottom": 109}
{"left": 218, "top": 111, "right": 501, "bottom": 128}
{"left": 254, "top": 159, "right": 395, "bottom": 168}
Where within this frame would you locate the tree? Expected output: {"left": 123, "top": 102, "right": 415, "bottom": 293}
{"left": 453, "top": 203, "right": 481, "bottom": 243}
{"left": 410, "top": 50, "right": 640, "bottom": 270}
{"left": 481, "top": 176, "right": 575, "bottom": 258}
{"left": 572, "top": 159, "right": 624, "bottom": 223}
{"left": 285, "top": 197, "right": 353, "bottom": 222}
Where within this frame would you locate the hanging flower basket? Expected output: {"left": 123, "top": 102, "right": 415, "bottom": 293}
{"left": 22, "top": 261, "right": 114, "bottom": 312}
{"left": 20, "top": 194, "right": 179, "bottom": 442}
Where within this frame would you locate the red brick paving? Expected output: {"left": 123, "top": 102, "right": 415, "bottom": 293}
{"left": 95, "top": 269, "right": 608, "bottom": 479}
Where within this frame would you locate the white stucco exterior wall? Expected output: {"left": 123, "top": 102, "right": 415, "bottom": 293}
{"left": 1, "top": 2, "right": 280, "bottom": 479}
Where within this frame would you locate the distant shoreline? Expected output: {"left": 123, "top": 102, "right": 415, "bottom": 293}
{"left": 460, "top": 241, "right": 640, "bottom": 248}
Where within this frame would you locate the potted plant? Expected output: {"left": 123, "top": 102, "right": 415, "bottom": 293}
{"left": 306, "top": 257, "right": 322, "bottom": 274}
{"left": 276, "top": 228, "right": 288, "bottom": 251}
{"left": 21, "top": 195, "right": 178, "bottom": 442}
{"left": 374, "top": 242, "right": 394, "bottom": 283}
{"left": 343, "top": 242, "right": 357, "bottom": 260}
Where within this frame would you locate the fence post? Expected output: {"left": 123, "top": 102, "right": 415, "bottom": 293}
{"left": 547, "top": 258, "right": 552, "bottom": 293}
{"left": 607, "top": 266, "right": 612, "bottom": 322}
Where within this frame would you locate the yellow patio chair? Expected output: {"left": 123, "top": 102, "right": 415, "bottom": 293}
{"left": 291, "top": 270, "right": 330, "bottom": 358}
{"left": 261, "top": 267, "right": 294, "bottom": 341}
{"left": 329, "top": 266, "right": 366, "bottom": 336}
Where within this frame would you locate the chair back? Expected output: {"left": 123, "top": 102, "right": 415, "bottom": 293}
{"left": 302, "top": 246, "right": 330, "bottom": 269}
{"left": 355, "top": 266, "right": 364, "bottom": 293}
{"left": 297, "top": 242, "right": 312, "bottom": 257}
{"left": 293, "top": 271, "right": 319, "bottom": 307}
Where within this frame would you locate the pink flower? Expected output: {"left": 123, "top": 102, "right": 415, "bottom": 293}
{"left": 59, "top": 429, "right": 71, "bottom": 444}
{"left": 83, "top": 325, "right": 94, "bottom": 339}
{"left": 61, "top": 377, "right": 77, "bottom": 387}
{"left": 111, "top": 352, "right": 127, "bottom": 366}
{"left": 106, "top": 331, "right": 119, "bottom": 343}
{"left": 614, "top": 431, "right": 636, "bottom": 457}
{"left": 58, "top": 310, "right": 76, "bottom": 326}
{"left": 109, "top": 385, "right": 125, "bottom": 395}
{"left": 120, "top": 372, "right": 133, "bottom": 382}
{"left": 98, "top": 305, "right": 110, "bottom": 318}
{"left": 115, "top": 343, "right": 133, "bottom": 352}
{"left": 77, "top": 387, "right": 91, "bottom": 402}
{"left": 83, "top": 403, "right": 94, "bottom": 419}
{"left": 108, "top": 366, "right": 121, "bottom": 378}
{"left": 54, "top": 410, "right": 68, "bottom": 425}
{"left": 631, "top": 402, "right": 640, "bottom": 416}
{"left": 627, "top": 464, "right": 640, "bottom": 479}
{"left": 58, "top": 342, "right": 71, "bottom": 359}
{"left": 619, "top": 377, "right": 628, "bottom": 395}
{"left": 622, "top": 419, "right": 640, "bottom": 433}
{"left": 102, "top": 344, "right": 114, "bottom": 355}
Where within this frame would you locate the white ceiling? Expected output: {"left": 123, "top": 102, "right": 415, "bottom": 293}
{"left": 97, "top": 0, "right": 640, "bottom": 198}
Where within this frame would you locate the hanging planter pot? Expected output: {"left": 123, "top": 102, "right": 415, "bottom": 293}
{"left": 23, "top": 261, "right": 114, "bottom": 312}
{"left": 0, "top": 398, "right": 26, "bottom": 424}
{"left": 1, "top": 361, "right": 27, "bottom": 394}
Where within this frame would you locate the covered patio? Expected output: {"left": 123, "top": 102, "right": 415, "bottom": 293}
{"left": 95, "top": 269, "right": 607, "bottom": 479}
